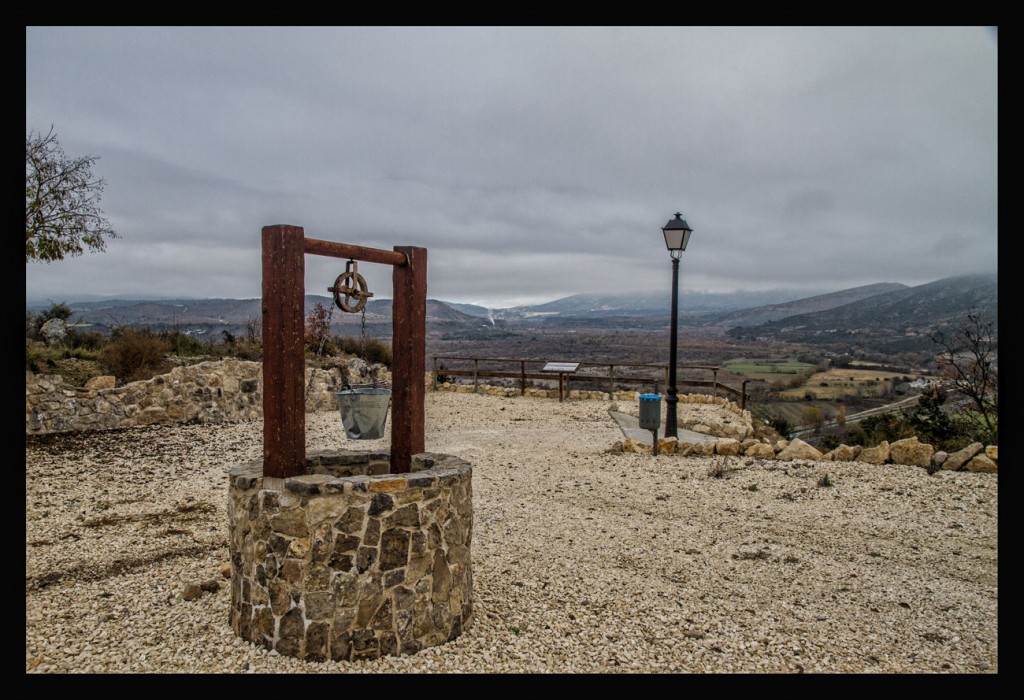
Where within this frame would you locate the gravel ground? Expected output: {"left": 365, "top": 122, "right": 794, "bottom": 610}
{"left": 25, "top": 391, "right": 998, "bottom": 674}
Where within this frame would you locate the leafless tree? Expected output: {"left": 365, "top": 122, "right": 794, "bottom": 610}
{"left": 245, "top": 316, "right": 262, "bottom": 345}
{"left": 26, "top": 126, "right": 118, "bottom": 262}
{"left": 931, "top": 309, "right": 997, "bottom": 439}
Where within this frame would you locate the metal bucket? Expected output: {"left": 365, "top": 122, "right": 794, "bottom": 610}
{"left": 336, "top": 388, "right": 392, "bottom": 440}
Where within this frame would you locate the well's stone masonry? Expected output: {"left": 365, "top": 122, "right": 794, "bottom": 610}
{"left": 227, "top": 449, "right": 473, "bottom": 661}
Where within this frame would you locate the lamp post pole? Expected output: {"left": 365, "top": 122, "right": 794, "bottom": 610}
{"left": 661, "top": 211, "right": 693, "bottom": 440}
{"left": 667, "top": 253, "right": 680, "bottom": 439}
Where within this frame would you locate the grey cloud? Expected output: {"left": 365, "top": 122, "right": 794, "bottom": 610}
{"left": 26, "top": 27, "right": 996, "bottom": 308}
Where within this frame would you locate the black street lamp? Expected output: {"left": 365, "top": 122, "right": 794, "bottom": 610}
{"left": 662, "top": 212, "right": 692, "bottom": 439}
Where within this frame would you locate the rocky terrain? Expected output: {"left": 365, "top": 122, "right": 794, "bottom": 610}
{"left": 25, "top": 392, "right": 997, "bottom": 673}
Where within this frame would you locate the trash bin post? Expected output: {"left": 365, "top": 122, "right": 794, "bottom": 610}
{"left": 639, "top": 393, "right": 662, "bottom": 456}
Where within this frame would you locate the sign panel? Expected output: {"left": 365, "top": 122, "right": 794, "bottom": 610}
{"left": 541, "top": 362, "right": 580, "bottom": 373}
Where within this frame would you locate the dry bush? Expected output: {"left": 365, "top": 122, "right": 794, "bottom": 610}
{"left": 99, "top": 327, "right": 171, "bottom": 383}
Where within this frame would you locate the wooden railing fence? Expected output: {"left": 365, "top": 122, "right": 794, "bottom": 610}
{"left": 431, "top": 356, "right": 749, "bottom": 409}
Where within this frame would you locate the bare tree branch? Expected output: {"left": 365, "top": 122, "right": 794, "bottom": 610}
{"left": 26, "top": 125, "right": 119, "bottom": 263}
{"left": 930, "top": 309, "right": 998, "bottom": 440}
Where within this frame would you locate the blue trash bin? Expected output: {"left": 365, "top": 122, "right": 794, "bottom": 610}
{"left": 639, "top": 393, "right": 662, "bottom": 432}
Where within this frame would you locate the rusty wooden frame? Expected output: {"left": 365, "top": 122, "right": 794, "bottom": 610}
{"left": 262, "top": 225, "right": 426, "bottom": 478}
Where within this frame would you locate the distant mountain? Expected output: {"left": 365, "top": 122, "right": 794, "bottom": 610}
{"left": 29, "top": 275, "right": 994, "bottom": 353}
{"left": 509, "top": 287, "right": 833, "bottom": 319}
{"left": 442, "top": 302, "right": 493, "bottom": 318}
{"left": 726, "top": 274, "right": 997, "bottom": 353}
{"left": 701, "top": 282, "right": 908, "bottom": 330}
{"left": 46, "top": 295, "right": 504, "bottom": 338}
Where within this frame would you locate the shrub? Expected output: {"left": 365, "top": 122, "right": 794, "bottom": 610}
{"left": 801, "top": 406, "right": 824, "bottom": 433}
{"left": 65, "top": 329, "right": 106, "bottom": 352}
{"left": 100, "top": 327, "right": 171, "bottom": 383}
{"left": 842, "top": 422, "right": 868, "bottom": 446}
{"left": 159, "top": 329, "right": 209, "bottom": 357}
{"left": 336, "top": 336, "right": 392, "bottom": 369}
{"left": 767, "top": 416, "right": 792, "bottom": 437}
{"left": 25, "top": 340, "right": 54, "bottom": 373}
{"left": 817, "top": 433, "right": 842, "bottom": 452}
{"left": 859, "top": 413, "right": 917, "bottom": 445}
{"left": 305, "top": 303, "right": 334, "bottom": 355}
{"left": 27, "top": 301, "right": 75, "bottom": 340}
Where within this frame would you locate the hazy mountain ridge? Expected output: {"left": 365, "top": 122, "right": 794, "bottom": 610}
{"left": 703, "top": 282, "right": 909, "bottom": 329}
{"left": 726, "top": 274, "right": 997, "bottom": 352}
{"left": 29, "top": 276, "right": 995, "bottom": 351}
{"left": 510, "top": 288, "right": 834, "bottom": 318}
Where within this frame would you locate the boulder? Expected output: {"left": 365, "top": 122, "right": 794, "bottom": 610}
{"left": 744, "top": 443, "right": 775, "bottom": 459}
{"left": 858, "top": 441, "right": 890, "bottom": 465}
{"left": 656, "top": 437, "right": 678, "bottom": 454}
{"left": 985, "top": 445, "right": 998, "bottom": 461}
{"left": 676, "top": 442, "right": 697, "bottom": 456}
{"left": 774, "top": 440, "right": 790, "bottom": 453}
{"left": 943, "top": 442, "right": 983, "bottom": 471}
{"left": 40, "top": 318, "right": 67, "bottom": 346}
{"left": 84, "top": 375, "right": 117, "bottom": 391}
{"left": 966, "top": 454, "right": 997, "bottom": 473}
{"left": 932, "top": 451, "right": 948, "bottom": 469}
{"left": 714, "top": 438, "right": 741, "bottom": 456}
{"left": 622, "top": 439, "right": 649, "bottom": 454}
{"left": 824, "top": 444, "right": 861, "bottom": 462}
{"left": 776, "top": 438, "right": 823, "bottom": 462}
{"left": 345, "top": 357, "right": 370, "bottom": 381}
{"left": 889, "top": 437, "right": 934, "bottom": 468}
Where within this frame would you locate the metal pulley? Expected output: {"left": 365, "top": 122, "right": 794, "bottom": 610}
{"left": 329, "top": 259, "right": 374, "bottom": 313}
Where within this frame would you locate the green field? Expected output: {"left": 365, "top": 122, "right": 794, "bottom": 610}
{"left": 724, "top": 358, "right": 818, "bottom": 382}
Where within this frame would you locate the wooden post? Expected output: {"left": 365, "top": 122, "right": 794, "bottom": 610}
{"left": 262, "top": 225, "right": 306, "bottom": 480}
{"left": 741, "top": 380, "right": 748, "bottom": 411}
{"left": 432, "top": 356, "right": 438, "bottom": 391}
{"left": 520, "top": 361, "right": 526, "bottom": 396}
{"left": 391, "top": 246, "right": 427, "bottom": 474}
{"left": 713, "top": 369, "right": 718, "bottom": 398}
{"left": 473, "top": 359, "right": 479, "bottom": 394}
{"left": 608, "top": 365, "right": 614, "bottom": 398}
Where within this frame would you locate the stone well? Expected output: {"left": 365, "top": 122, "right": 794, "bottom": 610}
{"left": 227, "top": 449, "right": 473, "bottom": 661}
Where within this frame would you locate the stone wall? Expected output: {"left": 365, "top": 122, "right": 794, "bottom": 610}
{"left": 228, "top": 449, "right": 473, "bottom": 661}
{"left": 25, "top": 358, "right": 390, "bottom": 434}
{"left": 613, "top": 435, "right": 998, "bottom": 473}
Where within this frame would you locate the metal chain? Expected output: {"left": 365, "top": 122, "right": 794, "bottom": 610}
{"left": 360, "top": 305, "right": 367, "bottom": 357}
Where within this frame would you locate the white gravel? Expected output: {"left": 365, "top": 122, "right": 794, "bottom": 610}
{"left": 25, "top": 391, "right": 998, "bottom": 673}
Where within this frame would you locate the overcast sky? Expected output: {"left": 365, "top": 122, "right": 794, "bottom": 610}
{"left": 26, "top": 26, "right": 997, "bottom": 309}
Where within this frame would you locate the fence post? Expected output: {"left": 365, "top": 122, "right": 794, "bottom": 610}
{"left": 520, "top": 360, "right": 526, "bottom": 396}
{"left": 608, "top": 365, "right": 614, "bottom": 398}
{"left": 713, "top": 369, "right": 718, "bottom": 398}
{"left": 473, "top": 359, "right": 478, "bottom": 394}
{"left": 432, "top": 356, "right": 438, "bottom": 391}
{"left": 741, "top": 380, "right": 748, "bottom": 411}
